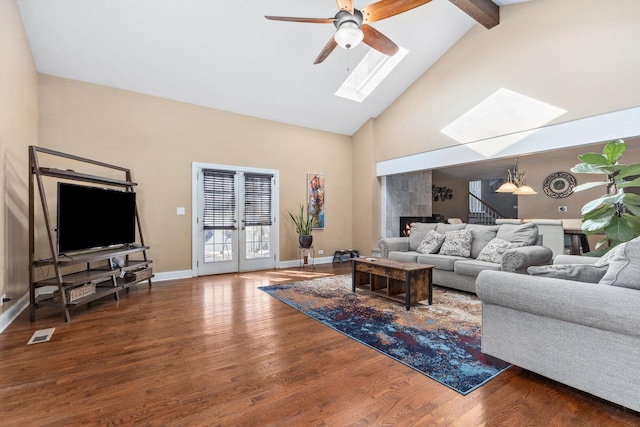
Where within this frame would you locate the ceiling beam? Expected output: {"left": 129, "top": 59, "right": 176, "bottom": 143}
{"left": 449, "top": 0, "right": 500, "bottom": 29}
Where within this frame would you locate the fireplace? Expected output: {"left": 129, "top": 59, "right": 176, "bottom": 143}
{"left": 399, "top": 215, "right": 442, "bottom": 236}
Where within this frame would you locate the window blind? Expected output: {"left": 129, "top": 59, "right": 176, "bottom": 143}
{"left": 244, "top": 173, "right": 273, "bottom": 226}
{"left": 202, "top": 169, "right": 236, "bottom": 230}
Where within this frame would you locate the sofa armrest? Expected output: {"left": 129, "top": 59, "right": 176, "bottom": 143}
{"left": 378, "top": 237, "right": 409, "bottom": 258}
{"left": 500, "top": 245, "right": 553, "bottom": 273}
{"left": 553, "top": 254, "right": 600, "bottom": 265}
{"left": 476, "top": 270, "right": 640, "bottom": 338}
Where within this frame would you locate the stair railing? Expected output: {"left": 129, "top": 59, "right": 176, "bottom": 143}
{"left": 468, "top": 192, "right": 507, "bottom": 225}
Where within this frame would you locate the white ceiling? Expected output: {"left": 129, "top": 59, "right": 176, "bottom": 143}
{"left": 17, "top": 0, "right": 529, "bottom": 136}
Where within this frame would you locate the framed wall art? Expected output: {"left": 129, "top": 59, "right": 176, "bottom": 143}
{"left": 543, "top": 171, "right": 576, "bottom": 199}
{"left": 308, "top": 173, "right": 325, "bottom": 229}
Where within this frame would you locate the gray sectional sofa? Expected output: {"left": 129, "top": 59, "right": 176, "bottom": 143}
{"left": 378, "top": 221, "right": 553, "bottom": 293}
{"left": 476, "top": 237, "right": 640, "bottom": 412}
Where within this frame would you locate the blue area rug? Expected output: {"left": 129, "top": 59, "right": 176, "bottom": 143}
{"left": 259, "top": 275, "right": 509, "bottom": 395}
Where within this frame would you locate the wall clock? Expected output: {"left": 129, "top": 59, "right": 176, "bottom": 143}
{"left": 543, "top": 172, "right": 576, "bottom": 198}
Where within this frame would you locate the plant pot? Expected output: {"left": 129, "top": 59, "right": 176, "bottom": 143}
{"left": 298, "top": 234, "right": 313, "bottom": 249}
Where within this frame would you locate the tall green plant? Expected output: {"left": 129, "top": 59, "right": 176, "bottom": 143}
{"left": 571, "top": 139, "right": 640, "bottom": 251}
{"left": 288, "top": 204, "right": 312, "bottom": 235}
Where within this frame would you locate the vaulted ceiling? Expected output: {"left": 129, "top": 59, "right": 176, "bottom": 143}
{"left": 17, "top": 0, "right": 530, "bottom": 136}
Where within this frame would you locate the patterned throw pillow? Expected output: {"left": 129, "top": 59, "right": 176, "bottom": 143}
{"left": 417, "top": 230, "right": 445, "bottom": 254}
{"left": 477, "top": 238, "right": 513, "bottom": 264}
{"left": 438, "top": 230, "right": 473, "bottom": 257}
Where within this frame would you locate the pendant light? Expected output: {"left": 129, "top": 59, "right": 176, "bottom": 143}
{"left": 496, "top": 159, "right": 537, "bottom": 195}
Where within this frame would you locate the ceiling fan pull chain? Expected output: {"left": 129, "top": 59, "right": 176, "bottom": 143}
{"left": 347, "top": 48, "right": 351, "bottom": 72}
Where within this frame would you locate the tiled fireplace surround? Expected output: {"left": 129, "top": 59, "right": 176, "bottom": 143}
{"left": 382, "top": 170, "right": 433, "bottom": 238}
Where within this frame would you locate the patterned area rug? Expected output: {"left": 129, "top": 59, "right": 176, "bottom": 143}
{"left": 259, "top": 275, "right": 509, "bottom": 395}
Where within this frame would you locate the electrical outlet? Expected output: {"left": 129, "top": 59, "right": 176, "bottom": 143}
{"left": 176, "top": 207, "right": 186, "bottom": 215}
{"left": 318, "top": 249, "right": 324, "bottom": 255}
{"left": 558, "top": 206, "right": 568, "bottom": 212}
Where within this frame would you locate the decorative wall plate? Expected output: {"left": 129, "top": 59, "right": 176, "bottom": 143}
{"left": 543, "top": 171, "right": 576, "bottom": 198}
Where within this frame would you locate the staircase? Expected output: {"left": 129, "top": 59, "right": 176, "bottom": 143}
{"left": 468, "top": 192, "right": 506, "bottom": 225}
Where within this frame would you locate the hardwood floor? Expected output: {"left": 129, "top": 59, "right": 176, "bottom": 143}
{"left": 1, "top": 263, "right": 638, "bottom": 426}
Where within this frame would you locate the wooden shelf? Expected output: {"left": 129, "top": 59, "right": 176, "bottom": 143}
{"left": 93, "top": 259, "right": 152, "bottom": 272}
{"left": 36, "top": 286, "right": 120, "bottom": 307}
{"left": 34, "top": 246, "right": 150, "bottom": 267}
{"left": 34, "top": 271, "right": 115, "bottom": 288}
{"left": 118, "top": 274, "right": 155, "bottom": 289}
{"left": 29, "top": 145, "right": 152, "bottom": 322}
{"left": 38, "top": 167, "right": 137, "bottom": 187}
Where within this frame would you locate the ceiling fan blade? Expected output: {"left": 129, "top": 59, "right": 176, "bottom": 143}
{"left": 265, "top": 16, "right": 335, "bottom": 24}
{"left": 314, "top": 37, "right": 339, "bottom": 64}
{"left": 361, "top": 0, "right": 433, "bottom": 23}
{"left": 336, "top": 0, "right": 354, "bottom": 14}
{"left": 362, "top": 24, "right": 400, "bottom": 56}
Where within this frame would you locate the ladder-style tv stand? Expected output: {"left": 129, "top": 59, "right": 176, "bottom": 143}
{"left": 29, "top": 146, "right": 152, "bottom": 322}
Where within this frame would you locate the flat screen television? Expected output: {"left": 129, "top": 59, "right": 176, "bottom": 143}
{"left": 57, "top": 183, "right": 137, "bottom": 254}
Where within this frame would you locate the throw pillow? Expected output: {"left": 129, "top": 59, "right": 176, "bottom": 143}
{"left": 416, "top": 230, "right": 446, "bottom": 254}
{"left": 598, "top": 237, "right": 640, "bottom": 289}
{"left": 466, "top": 224, "right": 500, "bottom": 259}
{"left": 438, "top": 229, "right": 473, "bottom": 257}
{"left": 496, "top": 222, "right": 539, "bottom": 246}
{"left": 527, "top": 264, "right": 609, "bottom": 283}
{"left": 476, "top": 238, "right": 513, "bottom": 264}
{"left": 408, "top": 223, "right": 438, "bottom": 251}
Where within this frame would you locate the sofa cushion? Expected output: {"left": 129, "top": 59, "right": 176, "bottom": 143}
{"left": 477, "top": 238, "right": 513, "bottom": 264}
{"left": 528, "top": 264, "right": 609, "bottom": 283}
{"left": 435, "top": 223, "right": 467, "bottom": 233}
{"left": 408, "top": 223, "right": 438, "bottom": 251}
{"left": 496, "top": 222, "right": 539, "bottom": 246}
{"left": 388, "top": 251, "right": 419, "bottom": 263}
{"left": 416, "top": 230, "right": 445, "bottom": 254}
{"left": 438, "top": 229, "right": 473, "bottom": 257}
{"left": 416, "top": 253, "right": 465, "bottom": 270}
{"left": 599, "top": 237, "right": 640, "bottom": 289}
{"left": 454, "top": 259, "right": 501, "bottom": 277}
{"left": 466, "top": 224, "right": 500, "bottom": 258}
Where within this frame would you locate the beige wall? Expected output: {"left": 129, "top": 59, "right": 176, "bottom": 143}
{"left": 353, "top": 0, "right": 640, "bottom": 248}
{"left": 37, "top": 76, "right": 352, "bottom": 272}
{"left": 0, "top": 0, "right": 38, "bottom": 309}
{"left": 373, "top": 0, "right": 640, "bottom": 161}
{"left": 352, "top": 119, "right": 380, "bottom": 256}
{"left": 431, "top": 171, "right": 470, "bottom": 223}
{"left": 517, "top": 138, "right": 640, "bottom": 220}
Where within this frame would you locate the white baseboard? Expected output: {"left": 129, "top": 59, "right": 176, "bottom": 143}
{"left": 152, "top": 269, "right": 194, "bottom": 282}
{"left": 0, "top": 291, "right": 30, "bottom": 334}
{"left": 277, "top": 256, "right": 334, "bottom": 269}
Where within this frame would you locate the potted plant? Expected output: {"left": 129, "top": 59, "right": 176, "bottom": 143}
{"left": 288, "top": 204, "right": 313, "bottom": 248}
{"left": 570, "top": 139, "right": 640, "bottom": 253}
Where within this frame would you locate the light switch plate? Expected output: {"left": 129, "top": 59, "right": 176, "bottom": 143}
{"left": 177, "top": 207, "right": 186, "bottom": 215}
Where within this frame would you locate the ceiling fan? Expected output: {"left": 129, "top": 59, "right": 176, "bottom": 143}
{"left": 265, "top": 0, "right": 432, "bottom": 64}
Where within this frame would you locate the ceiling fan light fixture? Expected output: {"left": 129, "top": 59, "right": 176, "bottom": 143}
{"left": 334, "top": 21, "right": 363, "bottom": 49}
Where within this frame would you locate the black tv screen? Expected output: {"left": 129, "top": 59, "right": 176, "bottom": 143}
{"left": 57, "top": 183, "right": 137, "bottom": 253}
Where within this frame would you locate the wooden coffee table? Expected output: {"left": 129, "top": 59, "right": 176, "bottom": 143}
{"left": 352, "top": 258, "right": 434, "bottom": 310}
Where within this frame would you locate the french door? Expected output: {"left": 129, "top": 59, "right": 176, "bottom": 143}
{"left": 193, "top": 163, "right": 278, "bottom": 275}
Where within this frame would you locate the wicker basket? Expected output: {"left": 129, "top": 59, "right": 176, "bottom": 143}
{"left": 125, "top": 267, "right": 153, "bottom": 283}
{"left": 53, "top": 282, "right": 96, "bottom": 303}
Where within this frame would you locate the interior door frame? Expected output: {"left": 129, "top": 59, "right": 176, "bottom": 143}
{"left": 191, "top": 162, "right": 280, "bottom": 276}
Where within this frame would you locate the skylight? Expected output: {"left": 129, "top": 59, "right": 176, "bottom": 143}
{"left": 441, "top": 88, "right": 567, "bottom": 157}
{"left": 335, "top": 47, "right": 409, "bottom": 103}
